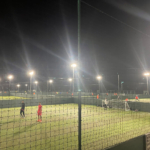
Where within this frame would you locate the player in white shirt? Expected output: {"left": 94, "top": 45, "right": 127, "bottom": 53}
{"left": 104, "top": 98, "right": 108, "bottom": 110}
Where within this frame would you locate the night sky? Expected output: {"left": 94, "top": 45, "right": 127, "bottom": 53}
{"left": 1, "top": 0, "right": 150, "bottom": 91}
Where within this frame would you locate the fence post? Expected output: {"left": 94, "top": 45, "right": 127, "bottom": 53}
{"left": 78, "top": 91, "right": 81, "bottom": 150}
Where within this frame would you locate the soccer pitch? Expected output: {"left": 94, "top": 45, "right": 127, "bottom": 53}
{"left": 1, "top": 104, "right": 150, "bottom": 150}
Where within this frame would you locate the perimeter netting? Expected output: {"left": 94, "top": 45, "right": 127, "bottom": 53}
{"left": 2, "top": 90, "right": 150, "bottom": 150}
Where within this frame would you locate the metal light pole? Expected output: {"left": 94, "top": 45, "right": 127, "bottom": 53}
{"left": 25, "top": 84, "right": 28, "bottom": 92}
{"left": 144, "top": 73, "right": 149, "bottom": 94}
{"left": 29, "top": 71, "right": 34, "bottom": 94}
{"left": 68, "top": 78, "right": 72, "bottom": 92}
{"left": 49, "top": 80, "right": 53, "bottom": 93}
{"left": 35, "top": 81, "right": 38, "bottom": 99}
{"left": 8, "top": 75, "right": 13, "bottom": 95}
{"left": 97, "top": 76, "right": 102, "bottom": 93}
{"left": 73, "top": 67, "right": 74, "bottom": 93}
{"left": 78, "top": 1, "right": 81, "bottom": 150}
{"left": 47, "top": 80, "right": 48, "bottom": 95}
{"left": 35, "top": 81, "right": 38, "bottom": 92}
{"left": 71, "top": 64, "right": 77, "bottom": 94}
{"left": 118, "top": 74, "right": 119, "bottom": 93}
{"left": 30, "top": 76, "right": 31, "bottom": 93}
{"left": 147, "top": 76, "right": 149, "bottom": 94}
{"left": 99, "top": 80, "right": 100, "bottom": 93}
{"left": 17, "top": 84, "right": 20, "bottom": 92}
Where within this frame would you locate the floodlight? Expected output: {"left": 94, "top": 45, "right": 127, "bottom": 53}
{"left": 68, "top": 78, "right": 72, "bottom": 81}
{"left": 49, "top": 80, "right": 53, "bottom": 83}
{"left": 97, "top": 76, "right": 102, "bottom": 80}
{"left": 144, "top": 73, "right": 150, "bottom": 76}
{"left": 35, "top": 81, "right": 38, "bottom": 84}
{"left": 25, "top": 84, "right": 28, "bottom": 86}
{"left": 29, "top": 71, "right": 34, "bottom": 75}
{"left": 8, "top": 75, "right": 13, "bottom": 80}
{"left": 17, "top": 84, "right": 20, "bottom": 87}
{"left": 71, "top": 63, "right": 77, "bottom": 68}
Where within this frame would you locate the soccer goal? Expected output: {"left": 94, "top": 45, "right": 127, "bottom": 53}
{"left": 108, "top": 100, "right": 130, "bottom": 111}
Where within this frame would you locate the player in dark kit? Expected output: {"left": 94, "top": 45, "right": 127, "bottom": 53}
{"left": 20, "top": 101, "right": 25, "bottom": 118}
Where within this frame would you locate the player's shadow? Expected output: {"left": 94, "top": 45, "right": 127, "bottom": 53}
{"left": 1, "top": 120, "right": 18, "bottom": 125}
{"left": 13, "top": 122, "right": 37, "bottom": 136}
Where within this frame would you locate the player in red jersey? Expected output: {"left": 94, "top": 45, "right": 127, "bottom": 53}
{"left": 135, "top": 95, "right": 139, "bottom": 101}
{"left": 37, "top": 102, "right": 42, "bottom": 122}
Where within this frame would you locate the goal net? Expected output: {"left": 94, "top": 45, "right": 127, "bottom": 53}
{"left": 103, "top": 99, "right": 130, "bottom": 111}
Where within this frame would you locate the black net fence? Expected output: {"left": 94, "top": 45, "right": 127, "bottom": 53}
{"left": 1, "top": 86, "right": 150, "bottom": 150}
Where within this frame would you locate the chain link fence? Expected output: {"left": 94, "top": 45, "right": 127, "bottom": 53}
{"left": 1, "top": 84, "right": 150, "bottom": 149}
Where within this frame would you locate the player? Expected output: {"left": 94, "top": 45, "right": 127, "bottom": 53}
{"left": 135, "top": 95, "right": 139, "bottom": 101}
{"left": 104, "top": 98, "right": 108, "bottom": 110}
{"left": 20, "top": 101, "right": 25, "bottom": 118}
{"left": 37, "top": 102, "right": 42, "bottom": 122}
{"left": 125, "top": 98, "right": 128, "bottom": 101}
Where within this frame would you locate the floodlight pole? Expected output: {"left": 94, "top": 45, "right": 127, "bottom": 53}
{"left": 36, "top": 84, "right": 38, "bottom": 94}
{"left": 99, "top": 80, "right": 100, "bottom": 93}
{"left": 78, "top": 0, "right": 81, "bottom": 150}
{"left": 118, "top": 74, "right": 119, "bottom": 93}
{"left": 50, "top": 83, "right": 51, "bottom": 92}
{"left": 26, "top": 85, "right": 28, "bottom": 93}
{"left": 9, "top": 79, "right": 11, "bottom": 96}
{"left": 37, "top": 84, "right": 38, "bottom": 99}
{"left": 70, "top": 81, "right": 72, "bottom": 92}
{"left": 47, "top": 80, "right": 48, "bottom": 95}
{"left": 73, "top": 68, "right": 74, "bottom": 93}
{"left": 30, "top": 75, "right": 32, "bottom": 94}
{"left": 147, "top": 76, "right": 149, "bottom": 94}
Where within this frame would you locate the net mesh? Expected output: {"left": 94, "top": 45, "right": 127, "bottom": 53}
{"left": 0, "top": 90, "right": 150, "bottom": 150}
{"left": 108, "top": 100, "right": 130, "bottom": 111}
{"left": 0, "top": 90, "right": 78, "bottom": 150}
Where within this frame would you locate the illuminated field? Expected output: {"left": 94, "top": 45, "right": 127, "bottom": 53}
{"left": 0, "top": 96, "right": 28, "bottom": 100}
{"left": 0, "top": 104, "right": 150, "bottom": 150}
{"left": 127, "top": 98, "right": 150, "bottom": 102}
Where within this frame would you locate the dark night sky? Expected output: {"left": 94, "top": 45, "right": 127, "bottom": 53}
{"left": 1, "top": 0, "right": 150, "bottom": 90}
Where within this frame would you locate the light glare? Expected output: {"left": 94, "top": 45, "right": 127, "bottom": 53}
{"left": 35, "top": 81, "right": 38, "bottom": 84}
{"left": 8, "top": 75, "right": 13, "bottom": 79}
{"left": 68, "top": 78, "right": 72, "bottom": 81}
{"left": 144, "top": 73, "right": 150, "bottom": 76}
{"left": 49, "top": 80, "right": 53, "bottom": 83}
{"left": 71, "top": 63, "right": 77, "bottom": 68}
{"left": 97, "top": 76, "right": 102, "bottom": 80}
{"left": 29, "top": 71, "right": 34, "bottom": 75}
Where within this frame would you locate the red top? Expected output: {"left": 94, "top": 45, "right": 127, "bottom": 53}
{"left": 135, "top": 96, "right": 138, "bottom": 99}
{"left": 38, "top": 105, "right": 42, "bottom": 112}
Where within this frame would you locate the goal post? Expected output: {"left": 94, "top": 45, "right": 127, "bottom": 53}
{"left": 103, "top": 99, "right": 130, "bottom": 111}
{"left": 125, "top": 101, "right": 130, "bottom": 111}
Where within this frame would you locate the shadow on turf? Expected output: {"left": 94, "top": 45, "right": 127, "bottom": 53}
{"left": 13, "top": 122, "right": 37, "bottom": 136}
{"left": 2, "top": 120, "right": 18, "bottom": 125}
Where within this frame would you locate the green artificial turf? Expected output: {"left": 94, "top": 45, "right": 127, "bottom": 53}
{"left": 0, "top": 104, "right": 150, "bottom": 150}
{"left": 128, "top": 98, "right": 150, "bottom": 102}
{"left": 0, "top": 96, "right": 29, "bottom": 100}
